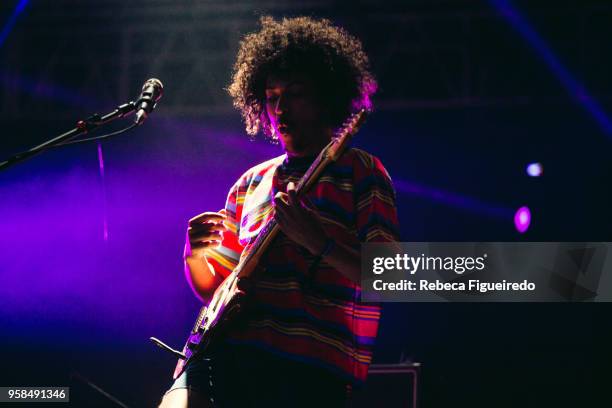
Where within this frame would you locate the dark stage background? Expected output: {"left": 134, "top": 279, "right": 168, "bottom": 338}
{"left": 1, "top": 1, "right": 610, "bottom": 407}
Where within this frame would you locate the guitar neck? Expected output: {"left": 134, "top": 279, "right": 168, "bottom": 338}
{"left": 234, "top": 145, "right": 330, "bottom": 279}
{"left": 234, "top": 110, "right": 366, "bottom": 280}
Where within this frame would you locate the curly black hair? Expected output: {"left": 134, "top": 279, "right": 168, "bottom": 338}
{"left": 228, "top": 16, "right": 377, "bottom": 138}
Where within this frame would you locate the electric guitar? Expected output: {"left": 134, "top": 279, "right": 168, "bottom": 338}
{"left": 151, "top": 109, "right": 367, "bottom": 380}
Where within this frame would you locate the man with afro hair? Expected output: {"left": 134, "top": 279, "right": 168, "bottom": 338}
{"left": 159, "top": 16, "right": 399, "bottom": 408}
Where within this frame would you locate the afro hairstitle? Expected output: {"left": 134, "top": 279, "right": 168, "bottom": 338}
{"left": 227, "top": 16, "right": 377, "bottom": 138}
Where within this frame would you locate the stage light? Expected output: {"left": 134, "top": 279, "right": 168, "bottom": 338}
{"left": 0, "top": 0, "right": 29, "bottom": 47}
{"left": 514, "top": 206, "right": 531, "bottom": 234}
{"left": 491, "top": 0, "right": 612, "bottom": 138}
{"left": 526, "top": 162, "right": 543, "bottom": 177}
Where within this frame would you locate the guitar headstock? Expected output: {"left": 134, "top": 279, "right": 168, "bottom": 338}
{"left": 327, "top": 109, "right": 368, "bottom": 161}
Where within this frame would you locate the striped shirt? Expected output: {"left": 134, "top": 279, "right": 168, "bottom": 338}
{"left": 205, "top": 148, "right": 400, "bottom": 383}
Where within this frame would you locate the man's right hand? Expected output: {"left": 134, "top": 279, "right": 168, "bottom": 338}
{"left": 187, "top": 209, "right": 228, "bottom": 258}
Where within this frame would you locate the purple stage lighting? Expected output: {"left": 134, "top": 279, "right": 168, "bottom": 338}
{"left": 394, "top": 179, "right": 514, "bottom": 220}
{"left": 514, "top": 206, "right": 531, "bottom": 233}
{"left": 526, "top": 162, "right": 543, "bottom": 177}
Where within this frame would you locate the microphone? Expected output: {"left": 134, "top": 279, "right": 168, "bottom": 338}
{"left": 134, "top": 78, "right": 163, "bottom": 125}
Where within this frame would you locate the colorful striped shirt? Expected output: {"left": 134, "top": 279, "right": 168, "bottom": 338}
{"left": 205, "top": 148, "right": 400, "bottom": 383}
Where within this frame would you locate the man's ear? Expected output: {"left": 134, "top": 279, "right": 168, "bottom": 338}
{"left": 258, "top": 110, "right": 276, "bottom": 140}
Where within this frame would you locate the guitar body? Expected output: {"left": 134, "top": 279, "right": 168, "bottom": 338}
{"left": 166, "top": 110, "right": 367, "bottom": 380}
{"left": 172, "top": 269, "right": 252, "bottom": 379}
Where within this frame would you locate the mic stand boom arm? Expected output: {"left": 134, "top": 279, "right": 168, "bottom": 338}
{"left": 0, "top": 101, "right": 138, "bottom": 172}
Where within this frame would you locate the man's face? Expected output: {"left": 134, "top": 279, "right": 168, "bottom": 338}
{"left": 265, "top": 73, "right": 331, "bottom": 157}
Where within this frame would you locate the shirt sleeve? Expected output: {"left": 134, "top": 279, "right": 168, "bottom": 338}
{"left": 204, "top": 181, "right": 245, "bottom": 278}
{"left": 353, "top": 150, "right": 401, "bottom": 243}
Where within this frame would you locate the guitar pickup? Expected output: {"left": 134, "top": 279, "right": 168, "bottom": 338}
{"left": 192, "top": 306, "right": 208, "bottom": 334}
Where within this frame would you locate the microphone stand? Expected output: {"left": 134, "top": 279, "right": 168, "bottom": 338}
{"left": 0, "top": 101, "right": 138, "bottom": 172}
